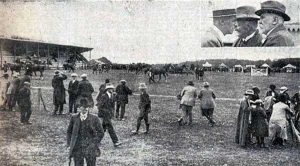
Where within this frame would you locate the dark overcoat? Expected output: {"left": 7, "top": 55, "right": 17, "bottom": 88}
{"left": 138, "top": 92, "right": 151, "bottom": 117}
{"left": 235, "top": 98, "right": 252, "bottom": 146}
{"left": 250, "top": 106, "right": 269, "bottom": 137}
{"left": 67, "top": 113, "right": 104, "bottom": 157}
{"left": 77, "top": 80, "right": 94, "bottom": 107}
{"left": 116, "top": 84, "right": 132, "bottom": 104}
{"left": 261, "top": 24, "right": 294, "bottom": 47}
{"left": 68, "top": 80, "right": 79, "bottom": 97}
{"left": 233, "top": 30, "right": 262, "bottom": 47}
{"left": 17, "top": 86, "right": 31, "bottom": 108}
{"left": 97, "top": 93, "right": 115, "bottom": 123}
{"left": 52, "top": 74, "right": 67, "bottom": 105}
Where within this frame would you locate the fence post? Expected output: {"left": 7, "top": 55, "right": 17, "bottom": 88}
{"left": 38, "top": 88, "right": 41, "bottom": 112}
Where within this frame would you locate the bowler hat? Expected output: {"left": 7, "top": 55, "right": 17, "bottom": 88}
{"left": 255, "top": 0, "right": 290, "bottom": 21}
{"left": 235, "top": 6, "right": 260, "bottom": 21}
{"left": 105, "top": 83, "right": 115, "bottom": 90}
{"left": 138, "top": 83, "right": 147, "bottom": 89}
{"left": 54, "top": 70, "right": 60, "bottom": 75}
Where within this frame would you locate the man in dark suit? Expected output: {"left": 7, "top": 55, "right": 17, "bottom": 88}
{"left": 68, "top": 73, "right": 79, "bottom": 114}
{"left": 233, "top": 6, "right": 262, "bottom": 47}
{"left": 67, "top": 98, "right": 104, "bottom": 166}
{"left": 77, "top": 74, "right": 94, "bottom": 108}
{"left": 96, "top": 79, "right": 110, "bottom": 102}
{"left": 52, "top": 70, "right": 67, "bottom": 115}
{"left": 97, "top": 83, "right": 122, "bottom": 147}
{"left": 115, "top": 80, "right": 132, "bottom": 120}
{"left": 255, "top": 0, "right": 294, "bottom": 46}
{"left": 17, "top": 82, "right": 32, "bottom": 124}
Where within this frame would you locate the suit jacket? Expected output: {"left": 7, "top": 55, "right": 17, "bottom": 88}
{"left": 180, "top": 85, "right": 197, "bottom": 106}
{"left": 198, "top": 88, "right": 216, "bottom": 109}
{"left": 67, "top": 113, "right": 104, "bottom": 157}
{"left": 116, "top": 84, "right": 132, "bottom": 104}
{"left": 233, "top": 30, "right": 262, "bottom": 47}
{"left": 17, "top": 86, "right": 31, "bottom": 108}
{"left": 262, "top": 24, "right": 294, "bottom": 47}
{"left": 201, "top": 26, "right": 224, "bottom": 47}
{"left": 97, "top": 93, "right": 115, "bottom": 120}
{"left": 68, "top": 80, "right": 79, "bottom": 96}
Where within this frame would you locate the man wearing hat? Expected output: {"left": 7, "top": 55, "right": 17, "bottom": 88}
{"left": 77, "top": 74, "right": 94, "bottom": 108}
{"left": 202, "top": 9, "right": 237, "bottom": 47}
{"left": 279, "top": 86, "right": 290, "bottom": 106}
{"left": 97, "top": 83, "right": 122, "bottom": 147}
{"left": 0, "top": 72, "right": 9, "bottom": 110}
{"left": 178, "top": 81, "right": 197, "bottom": 126}
{"left": 96, "top": 79, "right": 110, "bottom": 103}
{"left": 6, "top": 72, "right": 21, "bottom": 112}
{"left": 233, "top": 6, "right": 262, "bottom": 47}
{"left": 198, "top": 82, "right": 216, "bottom": 127}
{"left": 17, "top": 82, "right": 32, "bottom": 124}
{"left": 115, "top": 80, "right": 132, "bottom": 120}
{"left": 68, "top": 73, "right": 79, "bottom": 114}
{"left": 235, "top": 89, "right": 255, "bottom": 147}
{"left": 132, "top": 83, "right": 151, "bottom": 134}
{"left": 19, "top": 71, "right": 31, "bottom": 90}
{"left": 67, "top": 98, "right": 104, "bottom": 166}
{"left": 255, "top": 0, "right": 294, "bottom": 46}
{"left": 52, "top": 70, "right": 67, "bottom": 115}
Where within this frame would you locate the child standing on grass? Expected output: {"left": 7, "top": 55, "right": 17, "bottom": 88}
{"left": 132, "top": 83, "right": 151, "bottom": 134}
{"left": 250, "top": 99, "right": 269, "bottom": 148}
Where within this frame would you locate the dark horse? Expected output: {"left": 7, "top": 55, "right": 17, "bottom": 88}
{"left": 63, "top": 62, "right": 76, "bottom": 72}
{"left": 9, "top": 63, "right": 23, "bottom": 75}
{"left": 145, "top": 64, "right": 170, "bottom": 83}
{"left": 195, "top": 67, "right": 204, "bottom": 81}
{"left": 25, "top": 63, "right": 46, "bottom": 78}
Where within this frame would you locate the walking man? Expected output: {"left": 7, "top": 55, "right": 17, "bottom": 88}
{"left": 96, "top": 79, "right": 110, "bottom": 102}
{"left": 97, "top": 83, "right": 122, "bottom": 147}
{"left": 67, "top": 98, "right": 104, "bottom": 166}
{"left": 178, "top": 81, "right": 197, "bottom": 126}
{"left": 199, "top": 82, "right": 216, "bottom": 127}
{"left": 68, "top": 73, "right": 79, "bottom": 114}
{"left": 115, "top": 80, "right": 132, "bottom": 120}
{"left": 77, "top": 74, "right": 94, "bottom": 108}
{"left": 52, "top": 70, "right": 67, "bottom": 115}
{"left": 17, "top": 82, "right": 32, "bottom": 124}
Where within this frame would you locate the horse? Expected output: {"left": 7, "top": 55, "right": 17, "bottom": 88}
{"left": 25, "top": 63, "right": 45, "bottom": 78}
{"left": 195, "top": 67, "right": 204, "bottom": 81}
{"left": 9, "top": 63, "right": 23, "bottom": 76}
{"left": 170, "top": 64, "right": 189, "bottom": 75}
{"left": 63, "top": 62, "right": 76, "bottom": 72}
{"left": 145, "top": 64, "right": 170, "bottom": 83}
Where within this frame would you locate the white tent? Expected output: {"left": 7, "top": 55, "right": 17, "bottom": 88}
{"left": 219, "top": 63, "right": 228, "bottom": 68}
{"left": 282, "top": 64, "right": 297, "bottom": 69}
{"left": 234, "top": 64, "right": 243, "bottom": 68}
{"left": 261, "top": 63, "right": 270, "bottom": 68}
{"left": 203, "top": 62, "right": 212, "bottom": 67}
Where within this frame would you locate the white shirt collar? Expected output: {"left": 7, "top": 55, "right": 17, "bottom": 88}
{"left": 80, "top": 110, "right": 88, "bottom": 121}
{"left": 243, "top": 31, "right": 256, "bottom": 42}
{"left": 106, "top": 91, "right": 112, "bottom": 98}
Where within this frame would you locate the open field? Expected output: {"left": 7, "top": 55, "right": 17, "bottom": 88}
{"left": 0, "top": 70, "right": 300, "bottom": 166}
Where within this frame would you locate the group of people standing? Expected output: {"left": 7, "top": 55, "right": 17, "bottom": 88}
{"left": 0, "top": 71, "right": 32, "bottom": 125}
{"left": 177, "top": 81, "right": 216, "bottom": 127}
{"left": 236, "top": 85, "right": 300, "bottom": 148}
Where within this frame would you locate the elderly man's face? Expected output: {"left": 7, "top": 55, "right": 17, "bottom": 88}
{"left": 258, "top": 13, "right": 277, "bottom": 34}
{"left": 234, "top": 20, "right": 257, "bottom": 38}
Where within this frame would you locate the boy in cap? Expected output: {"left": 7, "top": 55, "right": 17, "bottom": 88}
{"left": 17, "top": 82, "right": 32, "bottom": 124}
{"left": 97, "top": 83, "right": 122, "bottom": 147}
{"left": 132, "top": 83, "right": 151, "bottom": 134}
{"left": 68, "top": 73, "right": 79, "bottom": 114}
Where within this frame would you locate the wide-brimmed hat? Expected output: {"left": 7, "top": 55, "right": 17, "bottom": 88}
{"left": 280, "top": 86, "right": 288, "bottom": 92}
{"left": 255, "top": 0, "right": 290, "bottom": 21}
{"left": 244, "top": 89, "right": 254, "bottom": 95}
{"left": 105, "top": 83, "right": 115, "bottom": 90}
{"left": 187, "top": 81, "right": 194, "bottom": 86}
{"left": 138, "top": 83, "right": 147, "bottom": 89}
{"left": 120, "top": 79, "right": 127, "bottom": 83}
{"left": 203, "top": 82, "right": 210, "bottom": 87}
{"left": 71, "top": 73, "right": 78, "bottom": 77}
{"left": 81, "top": 74, "right": 87, "bottom": 78}
{"left": 235, "top": 6, "right": 260, "bottom": 21}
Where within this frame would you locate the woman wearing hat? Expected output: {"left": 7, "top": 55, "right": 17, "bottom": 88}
{"left": 235, "top": 89, "right": 255, "bottom": 147}
{"left": 198, "top": 82, "right": 216, "bottom": 127}
{"left": 178, "top": 81, "right": 197, "bottom": 126}
{"left": 132, "top": 83, "right": 151, "bottom": 134}
{"left": 0, "top": 72, "right": 9, "bottom": 110}
{"left": 250, "top": 99, "right": 269, "bottom": 148}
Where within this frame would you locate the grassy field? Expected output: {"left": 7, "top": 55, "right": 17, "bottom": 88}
{"left": 0, "top": 70, "right": 300, "bottom": 166}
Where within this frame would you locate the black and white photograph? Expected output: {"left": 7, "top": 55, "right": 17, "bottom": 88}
{"left": 0, "top": 0, "right": 300, "bottom": 166}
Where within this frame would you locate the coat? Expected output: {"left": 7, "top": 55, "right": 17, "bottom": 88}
{"left": 233, "top": 30, "right": 262, "bottom": 47}
{"left": 68, "top": 80, "right": 79, "bottom": 97}
{"left": 180, "top": 85, "right": 197, "bottom": 107}
{"left": 198, "top": 88, "right": 216, "bottom": 109}
{"left": 235, "top": 97, "right": 252, "bottom": 146}
{"left": 201, "top": 26, "right": 223, "bottom": 47}
{"left": 138, "top": 92, "right": 151, "bottom": 117}
{"left": 292, "top": 93, "right": 300, "bottom": 111}
{"left": 250, "top": 106, "right": 269, "bottom": 137}
{"left": 116, "top": 84, "right": 132, "bottom": 104}
{"left": 97, "top": 92, "right": 115, "bottom": 122}
{"left": 96, "top": 83, "right": 106, "bottom": 102}
{"left": 17, "top": 86, "right": 31, "bottom": 108}
{"left": 0, "top": 78, "right": 9, "bottom": 105}
{"left": 67, "top": 112, "right": 104, "bottom": 157}
{"left": 77, "top": 80, "right": 94, "bottom": 107}
{"left": 261, "top": 24, "right": 294, "bottom": 47}
{"left": 52, "top": 74, "right": 67, "bottom": 105}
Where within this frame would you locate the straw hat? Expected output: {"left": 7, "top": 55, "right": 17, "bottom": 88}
{"left": 120, "top": 79, "right": 127, "bottom": 83}
{"left": 138, "top": 83, "right": 147, "bottom": 89}
{"left": 105, "top": 83, "right": 115, "bottom": 90}
{"left": 71, "top": 73, "right": 78, "bottom": 77}
{"left": 81, "top": 74, "right": 87, "bottom": 78}
{"left": 244, "top": 89, "right": 254, "bottom": 95}
{"left": 279, "top": 86, "right": 288, "bottom": 93}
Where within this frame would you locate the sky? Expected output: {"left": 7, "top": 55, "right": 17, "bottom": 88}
{"left": 0, "top": 0, "right": 299, "bottom": 64}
